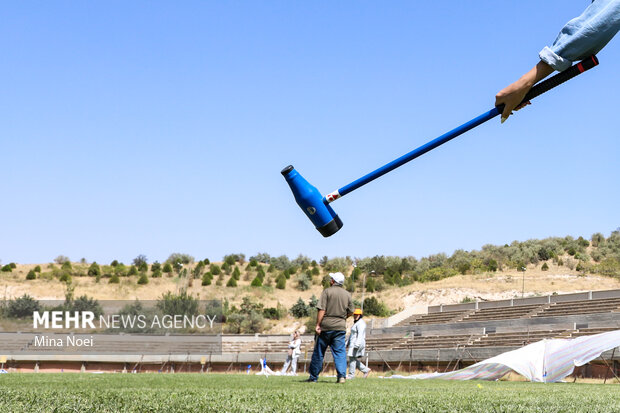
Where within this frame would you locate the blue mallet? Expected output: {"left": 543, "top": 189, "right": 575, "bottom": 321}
{"left": 282, "top": 56, "right": 599, "bottom": 237}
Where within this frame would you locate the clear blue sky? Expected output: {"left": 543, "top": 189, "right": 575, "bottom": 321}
{"left": 2, "top": 1, "right": 618, "bottom": 265}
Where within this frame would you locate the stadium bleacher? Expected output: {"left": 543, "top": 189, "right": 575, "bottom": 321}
{"left": 469, "top": 329, "right": 569, "bottom": 347}
{"left": 458, "top": 303, "right": 546, "bottom": 323}
{"left": 533, "top": 297, "right": 620, "bottom": 318}
{"left": 401, "top": 310, "right": 473, "bottom": 326}
{"left": 2, "top": 289, "right": 620, "bottom": 377}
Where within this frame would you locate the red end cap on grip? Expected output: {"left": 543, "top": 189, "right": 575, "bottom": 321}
{"left": 576, "top": 55, "right": 598, "bottom": 73}
{"left": 577, "top": 63, "right": 585, "bottom": 73}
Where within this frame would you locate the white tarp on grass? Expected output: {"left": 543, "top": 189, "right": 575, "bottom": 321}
{"left": 391, "top": 329, "right": 620, "bottom": 382}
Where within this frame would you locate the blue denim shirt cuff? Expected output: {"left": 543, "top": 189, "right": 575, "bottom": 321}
{"left": 539, "top": 46, "right": 572, "bottom": 72}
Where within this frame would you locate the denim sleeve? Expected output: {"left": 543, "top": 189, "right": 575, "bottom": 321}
{"left": 539, "top": 0, "right": 620, "bottom": 71}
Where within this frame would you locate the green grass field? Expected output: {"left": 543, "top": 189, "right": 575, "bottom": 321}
{"left": 0, "top": 374, "right": 618, "bottom": 412}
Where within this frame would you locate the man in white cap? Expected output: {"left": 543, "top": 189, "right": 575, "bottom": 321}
{"left": 306, "top": 272, "right": 354, "bottom": 383}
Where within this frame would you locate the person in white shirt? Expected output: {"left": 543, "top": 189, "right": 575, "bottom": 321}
{"left": 347, "top": 308, "right": 371, "bottom": 379}
{"left": 281, "top": 330, "right": 301, "bottom": 375}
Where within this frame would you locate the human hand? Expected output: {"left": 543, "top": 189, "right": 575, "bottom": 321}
{"left": 315, "top": 325, "right": 321, "bottom": 335}
{"left": 495, "top": 61, "right": 553, "bottom": 124}
{"left": 495, "top": 78, "right": 532, "bottom": 123}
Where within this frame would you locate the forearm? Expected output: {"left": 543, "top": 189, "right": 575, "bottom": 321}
{"left": 522, "top": 61, "right": 554, "bottom": 89}
{"left": 495, "top": 60, "right": 553, "bottom": 122}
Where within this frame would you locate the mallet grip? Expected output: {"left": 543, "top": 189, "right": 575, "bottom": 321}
{"left": 496, "top": 55, "right": 599, "bottom": 114}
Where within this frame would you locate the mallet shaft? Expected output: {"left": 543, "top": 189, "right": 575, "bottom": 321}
{"left": 324, "top": 55, "right": 599, "bottom": 204}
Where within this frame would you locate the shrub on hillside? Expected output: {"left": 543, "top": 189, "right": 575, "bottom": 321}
{"left": 263, "top": 303, "right": 286, "bottom": 320}
{"left": 262, "top": 307, "right": 279, "bottom": 320}
{"left": 109, "top": 274, "right": 120, "bottom": 284}
{"left": 541, "top": 262, "right": 549, "bottom": 271}
{"left": 151, "top": 261, "right": 162, "bottom": 272}
{"left": 1, "top": 265, "right": 12, "bottom": 272}
{"left": 163, "top": 263, "right": 173, "bottom": 275}
{"left": 132, "top": 254, "right": 148, "bottom": 267}
{"left": 226, "top": 277, "right": 237, "bottom": 287}
{"left": 577, "top": 236, "right": 590, "bottom": 248}
{"left": 363, "top": 296, "right": 390, "bottom": 317}
{"left": 365, "top": 277, "right": 376, "bottom": 292}
{"left": 137, "top": 273, "right": 149, "bottom": 285}
{"left": 591, "top": 232, "right": 605, "bottom": 247}
{"left": 308, "top": 295, "right": 318, "bottom": 309}
{"left": 67, "top": 296, "right": 103, "bottom": 317}
{"left": 295, "top": 273, "right": 311, "bottom": 291}
{"left": 6, "top": 295, "right": 40, "bottom": 318}
{"left": 210, "top": 264, "right": 221, "bottom": 276}
{"left": 224, "top": 254, "right": 245, "bottom": 265}
{"left": 225, "top": 311, "right": 264, "bottom": 334}
{"left": 596, "top": 258, "right": 620, "bottom": 277}
{"left": 305, "top": 307, "right": 318, "bottom": 332}
{"left": 290, "top": 298, "right": 309, "bottom": 318}
{"left": 54, "top": 255, "right": 70, "bottom": 265}
{"left": 225, "top": 296, "right": 265, "bottom": 334}
{"left": 87, "top": 262, "right": 101, "bottom": 277}
{"left": 26, "top": 270, "right": 36, "bottom": 280}
{"left": 128, "top": 266, "right": 138, "bottom": 276}
{"left": 166, "top": 253, "right": 194, "bottom": 265}
{"left": 485, "top": 259, "right": 498, "bottom": 272}
{"left": 114, "top": 264, "right": 128, "bottom": 277}
{"left": 275, "top": 274, "right": 286, "bottom": 289}
{"left": 33, "top": 265, "right": 41, "bottom": 273}
{"left": 270, "top": 255, "right": 291, "bottom": 271}
{"left": 157, "top": 291, "right": 198, "bottom": 317}
{"left": 416, "top": 267, "right": 457, "bottom": 283}
{"left": 250, "top": 276, "right": 263, "bottom": 287}
{"left": 202, "top": 272, "right": 213, "bottom": 286}
{"left": 344, "top": 276, "right": 355, "bottom": 293}
{"left": 192, "top": 262, "right": 205, "bottom": 279}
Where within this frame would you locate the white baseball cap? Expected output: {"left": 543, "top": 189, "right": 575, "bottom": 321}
{"left": 329, "top": 272, "right": 345, "bottom": 285}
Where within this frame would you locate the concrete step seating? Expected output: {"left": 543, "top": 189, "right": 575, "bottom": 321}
{"left": 569, "top": 326, "right": 619, "bottom": 338}
{"left": 470, "top": 329, "right": 569, "bottom": 347}
{"left": 459, "top": 304, "right": 545, "bottom": 323}
{"left": 365, "top": 334, "right": 404, "bottom": 351}
{"left": 391, "top": 333, "right": 479, "bottom": 350}
{"left": 534, "top": 298, "right": 620, "bottom": 318}
{"left": 407, "top": 310, "right": 472, "bottom": 326}
{"left": 222, "top": 340, "right": 310, "bottom": 354}
{"left": 2, "top": 335, "right": 221, "bottom": 354}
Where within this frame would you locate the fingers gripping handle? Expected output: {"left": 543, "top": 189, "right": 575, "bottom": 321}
{"left": 495, "top": 55, "right": 599, "bottom": 114}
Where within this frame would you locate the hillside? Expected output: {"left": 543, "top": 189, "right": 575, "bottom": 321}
{"left": 1, "top": 234, "right": 619, "bottom": 333}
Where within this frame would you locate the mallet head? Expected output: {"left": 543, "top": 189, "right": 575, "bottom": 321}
{"left": 281, "top": 165, "right": 343, "bottom": 237}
